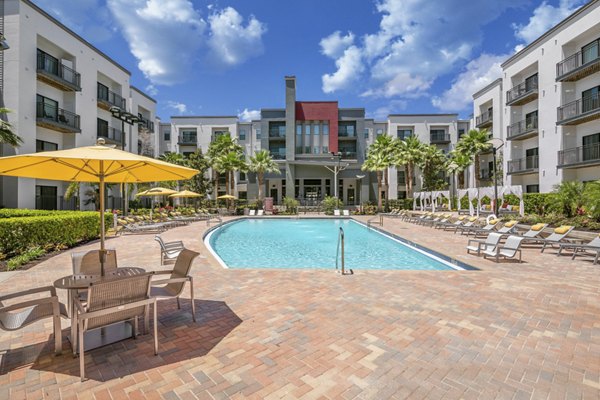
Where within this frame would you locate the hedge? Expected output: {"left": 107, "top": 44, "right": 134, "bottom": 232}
{"left": 0, "top": 209, "right": 66, "bottom": 218}
{"left": 0, "top": 211, "right": 111, "bottom": 259}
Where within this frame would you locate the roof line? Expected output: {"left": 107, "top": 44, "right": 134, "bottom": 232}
{"left": 170, "top": 115, "right": 239, "bottom": 119}
{"left": 130, "top": 85, "right": 157, "bottom": 103}
{"left": 388, "top": 113, "right": 458, "bottom": 117}
{"left": 472, "top": 78, "right": 503, "bottom": 99}
{"left": 23, "top": 0, "right": 131, "bottom": 76}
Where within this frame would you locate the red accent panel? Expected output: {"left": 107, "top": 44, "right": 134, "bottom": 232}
{"left": 295, "top": 101, "right": 339, "bottom": 153}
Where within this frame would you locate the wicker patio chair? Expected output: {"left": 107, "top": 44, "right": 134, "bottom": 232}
{"left": 73, "top": 273, "right": 157, "bottom": 381}
{"left": 151, "top": 249, "right": 200, "bottom": 322}
{"left": 0, "top": 286, "right": 68, "bottom": 354}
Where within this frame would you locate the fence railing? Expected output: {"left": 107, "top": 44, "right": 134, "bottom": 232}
{"left": 507, "top": 115, "right": 538, "bottom": 139}
{"left": 506, "top": 76, "right": 538, "bottom": 104}
{"left": 558, "top": 143, "right": 600, "bottom": 167}
{"left": 475, "top": 110, "right": 493, "bottom": 126}
{"left": 557, "top": 95, "right": 600, "bottom": 122}
{"left": 36, "top": 102, "right": 80, "bottom": 131}
{"left": 507, "top": 156, "right": 539, "bottom": 174}
{"left": 557, "top": 41, "right": 599, "bottom": 79}
{"left": 37, "top": 50, "right": 81, "bottom": 89}
{"left": 430, "top": 132, "right": 451, "bottom": 143}
{"left": 98, "top": 126, "right": 123, "bottom": 143}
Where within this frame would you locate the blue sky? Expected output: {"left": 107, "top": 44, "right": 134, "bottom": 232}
{"left": 33, "top": 0, "right": 586, "bottom": 121}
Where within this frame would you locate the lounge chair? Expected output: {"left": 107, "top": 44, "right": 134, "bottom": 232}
{"left": 257, "top": 209, "right": 264, "bottom": 216}
{"left": 473, "top": 220, "right": 518, "bottom": 238}
{"left": 249, "top": 209, "right": 256, "bottom": 216}
{"left": 435, "top": 216, "right": 465, "bottom": 230}
{"left": 0, "top": 286, "right": 68, "bottom": 355}
{"left": 482, "top": 235, "right": 525, "bottom": 262}
{"left": 343, "top": 209, "right": 350, "bottom": 216}
{"left": 333, "top": 209, "right": 341, "bottom": 216}
{"left": 453, "top": 217, "right": 479, "bottom": 234}
{"left": 461, "top": 218, "right": 502, "bottom": 236}
{"left": 74, "top": 273, "right": 157, "bottom": 381}
{"left": 466, "top": 232, "right": 503, "bottom": 256}
{"left": 557, "top": 234, "right": 600, "bottom": 264}
{"left": 525, "top": 225, "right": 575, "bottom": 252}
{"left": 151, "top": 249, "right": 200, "bottom": 322}
{"left": 429, "top": 214, "right": 453, "bottom": 228}
{"left": 515, "top": 223, "right": 549, "bottom": 239}
{"left": 155, "top": 235, "right": 185, "bottom": 264}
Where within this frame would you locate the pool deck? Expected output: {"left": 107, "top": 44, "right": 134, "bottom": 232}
{"left": 1, "top": 215, "right": 599, "bottom": 399}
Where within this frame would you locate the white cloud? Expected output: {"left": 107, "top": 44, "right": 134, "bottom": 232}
{"left": 320, "top": 0, "right": 527, "bottom": 98}
{"left": 238, "top": 108, "right": 261, "bottom": 122}
{"left": 432, "top": 53, "right": 506, "bottom": 112}
{"left": 368, "top": 100, "right": 408, "bottom": 120}
{"left": 513, "top": 0, "right": 584, "bottom": 44}
{"left": 320, "top": 31, "right": 355, "bottom": 59}
{"left": 207, "top": 7, "right": 266, "bottom": 66}
{"left": 145, "top": 84, "right": 158, "bottom": 96}
{"left": 166, "top": 101, "right": 187, "bottom": 114}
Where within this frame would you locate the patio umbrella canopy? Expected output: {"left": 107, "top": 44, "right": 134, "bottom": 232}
{"left": 136, "top": 187, "right": 179, "bottom": 220}
{"left": 169, "top": 190, "right": 201, "bottom": 198}
{"left": 217, "top": 194, "right": 236, "bottom": 200}
{"left": 0, "top": 139, "right": 198, "bottom": 275}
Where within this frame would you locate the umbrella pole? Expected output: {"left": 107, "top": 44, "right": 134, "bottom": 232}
{"left": 99, "top": 162, "right": 106, "bottom": 276}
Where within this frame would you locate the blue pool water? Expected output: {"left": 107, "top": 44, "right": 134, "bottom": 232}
{"left": 205, "top": 219, "right": 457, "bottom": 270}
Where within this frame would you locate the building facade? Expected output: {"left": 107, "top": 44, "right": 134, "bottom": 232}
{"left": 0, "top": 0, "right": 158, "bottom": 209}
{"left": 472, "top": 0, "right": 600, "bottom": 193}
{"left": 164, "top": 77, "right": 469, "bottom": 205}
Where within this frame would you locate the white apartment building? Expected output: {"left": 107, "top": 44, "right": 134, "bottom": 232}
{"left": 473, "top": 0, "right": 600, "bottom": 193}
{"left": 0, "top": 0, "right": 158, "bottom": 209}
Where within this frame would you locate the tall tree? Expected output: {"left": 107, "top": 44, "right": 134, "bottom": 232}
{"left": 418, "top": 144, "right": 448, "bottom": 191}
{"left": 394, "top": 136, "right": 424, "bottom": 196}
{"left": 362, "top": 150, "right": 391, "bottom": 211}
{"left": 158, "top": 152, "right": 186, "bottom": 189}
{"left": 447, "top": 150, "right": 471, "bottom": 189}
{"left": 455, "top": 129, "right": 491, "bottom": 188}
{"left": 248, "top": 149, "right": 280, "bottom": 201}
{"left": 0, "top": 108, "right": 23, "bottom": 147}
{"left": 369, "top": 135, "right": 395, "bottom": 206}
{"left": 217, "top": 151, "right": 246, "bottom": 200}
{"left": 207, "top": 135, "right": 243, "bottom": 198}
{"left": 183, "top": 149, "right": 212, "bottom": 198}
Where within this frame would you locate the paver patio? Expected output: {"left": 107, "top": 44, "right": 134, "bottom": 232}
{"left": 1, "top": 216, "right": 599, "bottom": 399}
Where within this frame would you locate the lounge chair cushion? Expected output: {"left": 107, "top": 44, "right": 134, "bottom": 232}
{"left": 531, "top": 223, "right": 545, "bottom": 231}
{"left": 458, "top": 216, "right": 466, "bottom": 221}
{"left": 554, "top": 225, "right": 573, "bottom": 234}
{"left": 468, "top": 217, "right": 478, "bottom": 222}
{"left": 489, "top": 219, "right": 499, "bottom": 225}
{"left": 504, "top": 220, "right": 518, "bottom": 228}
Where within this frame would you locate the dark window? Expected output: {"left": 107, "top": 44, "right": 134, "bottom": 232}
{"left": 525, "top": 73, "right": 538, "bottom": 92}
{"left": 338, "top": 121, "right": 356, "bottom": 137}
{"left": 397, "top": 191, "right": 407, "bottom": 199}
{"left": 164, "top": 131, "right": 171, "bottom": 141}
{"left": 97, "top": 82, "right": 109, "bottom": 102}
{"left": 397, "top": 129, "right": 412, "bottom": 140}
{"left": 526, "top": 184, "right": 539, "bottom": 193}
{"left": 36, "top": 139, "right": 58, "bottom": 152}
{"left": 526, "top": 147, "right": 539, "bottom": 169}
{"left": 239, "top": 171, "right": 247, "bottom": 181}
{"left": 397, "top": 170, "right": 406, "bottom": 185}
{"left": 582, "top": 133, "right": 600, "bottom": 161}
{"left": 376, "top": 128, "right": 383, "bottom": 137}
{"left": 238, "top": 191, "right": 247, "bottom": 200}
{"left": 36, "top": 94, "right": 58, "bottom": 120}
{"left": 582, "top": 38, "right": 599, "bottom": 64}
{"left": 256, "top": 129, "right": 261, "bottom": 139}
{"left": 35, "top": 185, "right": 57, "bottom": 210}
{"left": 239, "top": 129, "right": 246, "bottom": 141}
{"left": 364, "top": 129, "right": 369, "bottom": 139}
{"left": 458, "top": 129, "right": 465, "bottom": 138}
{"left": 97, "top": 118, "right": 108, "bottom": 137}
{"left": 582, "top": 86, "right": 599, "bottom": 113}
{"left": 36, "top": 49, "right": 59, "bottom": 75}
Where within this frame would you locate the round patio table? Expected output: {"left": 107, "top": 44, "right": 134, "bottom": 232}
{"left": 53, "top": 267, "right": 147, "bottom": 290}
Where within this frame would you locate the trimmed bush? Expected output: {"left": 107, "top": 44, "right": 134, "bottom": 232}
{"left": 387, "top": 199, "right": 413, "bottom": 210}
{"left": 0, "top": 209, "right": 64, "bottom": 218}
{"left": 0, "top": 211, "right": 110, "bottom": 259}
{"left": 322, "top": 196, "right": 342, "bottom": 215}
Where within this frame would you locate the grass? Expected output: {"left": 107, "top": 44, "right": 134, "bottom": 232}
{"left": 6, "top": 246, "right": 46, "bottom": 271}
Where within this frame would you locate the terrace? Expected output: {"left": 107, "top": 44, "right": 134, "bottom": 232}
{"left": 1, "top": 216, "right": 599, "bottom": 399}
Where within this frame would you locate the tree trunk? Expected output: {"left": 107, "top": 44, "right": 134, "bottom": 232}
{"left": 213, "top": 170, "right": 219, "bottom": 200}
{"left": 474, "top": 154, "right": 481, "bottom": 188}
{"left": 384, "top": 167, "right": 389, "bottom": 211}
{"left": 258, "top": 173, "right": 264, "bottom": 202}
{"left": 406, "top": 163, "right": 413, "bottom": 197}
{"left": 376, "top": 171, "right": 383, "bottom": 211}
{"left": 458, "top": 170, "right": 465, "bottom": 189}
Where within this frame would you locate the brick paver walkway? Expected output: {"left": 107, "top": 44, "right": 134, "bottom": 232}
{"left": 1, "top": 216, "right": 599, "bottom": 399}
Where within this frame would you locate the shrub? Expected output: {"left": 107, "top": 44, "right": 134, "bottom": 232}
{"left": 7, "top": 246, "right": 45, "bottom": 271}
{"left": 322, "top": 196, "right": 342, "bottom": 215}
{"left": 282, "top": 197, "right": 299, "bottom": 214}
{"left": 387, "top": 198, "right": 413, "bottom": 210}
{"left": 358, "top": 202, "right": 378, "bottom": 215}
{"left": 0, "top": 211, "right": 109, "bottom": 259}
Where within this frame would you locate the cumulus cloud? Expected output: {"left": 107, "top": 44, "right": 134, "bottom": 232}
{"left": 207, "top": 7, "right": 267, "bottom": 66}
{"left": 320, "top": 0, "right": 527, "bottom": 98}
{"left": 145, "top": 84, "right": 158, "bottom": 96}
{"left": 166, "top": 101, "right": 187, "bottom": 114}
{"left": 513, "top": 0, "right": 584, "bottom": 44}
{"left": 432, "top": 53, "right": 506, "bottom": 112}
{"left": 368, "top": 100, "right": 408, "bottom": 120}
{"left": 238, "top": 108, "right": 261, "bottom": 122}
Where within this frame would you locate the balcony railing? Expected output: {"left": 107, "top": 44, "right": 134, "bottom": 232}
{"left": 36, "top": 50, "right": 81, "bottom": 91}
{"left": 269, "top": 128, "right": 286, "bottom": 138}
{"left": 270, "top": 152, "right": 286, "bottom": 160}
{"left": 36, "top": 102, "right": 80, "bottom": 133}
{"left": 138, "top": 116, "right": 154, "bottom": 132}
{"left": 506, "top": 76, "right": 538, "bottom": 105}
{"left": 556, "top": 42, "right": 600, "bottom": 81}
{"left": 178, "top": 135, "right": 197, "bottom": 145}
{"left": 339, "top": 151, "right": 357, "bottom": 159}
{"left": 475, "top": 110, "right": 493, "bottom": 128}
{"left": 97, "top": 84, "right": 126, "bottom": 110}
{"left": 557, "top": 95, "right": 600, "bottom": 125}
{"left": 558, "top": 143, "right": 600, "bottom": 168}
{"left": 338, "top": 130, "right": 356, "bottom": 137}
{"left": 430, "top": 132, "right": 451, "bottom": 144}
{"left": 97, "top": 126, "right": 123, "bottom": 144}
{"left": 507, "top": 156, "right": 539, "bottom": 175}
{"left": 507, "top": 115, "right": 538, "bottom": 140}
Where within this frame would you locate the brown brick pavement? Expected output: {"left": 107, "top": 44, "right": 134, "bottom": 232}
{"left": 0, "top": 215, "right": 599, "bottom": 399}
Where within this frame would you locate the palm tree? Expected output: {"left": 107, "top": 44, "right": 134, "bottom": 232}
{"left": 455, "top": 129, "right": 491, "bottom": 187}
{"left": 447, "top": 151, "right": 471, "bottom": 189}
{"left": 362, "top": 150, "right": 390, "bottom": 211}
{"left": 369, "top": 135, "right": 395, "bottom": 206}
{"left": 0, "top": 108, "right": 23, "bottom": 147}
{"left": 394, "top": 136, "right": 424, "bottom": 196}
{"left": 248, "top": 149, "right": 280, "bottom": 201}
{"left": 158, "top": 151, "right": 185, "bottom": 165}
{"left": 207, "top": 135, "right": 243, "bottom": 199}
{"left": 217, "top": 151, "right": 246, "bottom": 199}
{"left": 418, "top": 144, "right": 447, "bottom": 191}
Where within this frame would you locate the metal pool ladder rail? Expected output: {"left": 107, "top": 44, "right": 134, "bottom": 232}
{"left": 367, "top": 214, "right": 383, "bottom": 229}
{"left": 336, "top": 227, "right": 353, "bottom": 275}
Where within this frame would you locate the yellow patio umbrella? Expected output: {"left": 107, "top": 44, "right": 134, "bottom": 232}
{"left": 136, "top": 187, "right": 179, "bottom": 220}
{"left": 217, "top": 194, "right": 236, "bottom": 200}
{"left": 0, "top": 139, "right": 198, "bottom": 275}
{"left": 170, "top": 190, "right": 202, "bottom": 209}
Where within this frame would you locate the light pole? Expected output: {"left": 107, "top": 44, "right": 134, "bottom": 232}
{"left": 486, "top": 138, "right": 504, "bottom": 216}
{"left": 448, "top": 161, "right": 457, "bottom": 210}
{"left": 356, "top": 174, "right": 365, "bottom": 210}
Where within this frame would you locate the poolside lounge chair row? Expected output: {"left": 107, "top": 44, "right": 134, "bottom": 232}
{"left": 116, "top": 211, "right": 214, "bottom": 235}
{"left": 333, "top": 209, "right": 351, "bottom": 216}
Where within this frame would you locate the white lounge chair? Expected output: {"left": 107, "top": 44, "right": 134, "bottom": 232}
{"left": 524, "top": 225, "right": 575, "bottom": 252}
{"left": 342, "top": 209, "right": 350, "bottom": 216}
{"left": 515, "top": 223, "right": 549, "bottom": 239}
{"left": 482, "top": 235, "right": 525, "bottom": 263}
{"left": 466, "top": 232, "right": 503, "bottom": 256}
{"left": 257, "top": 209, "right": 264, "bottom": 216}
{"left": 249, "top": 209, "right": 256, "bottom": 216}
{"left": 557, "top": 234, "right": 600, "bottom": 264}
{"left": 333, "top": 209, "right": 341, "bottom": 216}
{"left": 462, "top": 218, "right": 502, "bottom": 236}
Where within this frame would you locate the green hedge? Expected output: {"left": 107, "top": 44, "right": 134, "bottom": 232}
{"left": 387, "top": 199, "right": 413, "bottom": 210}
{"left": 0, "top": 211, "right": 110, "bottom": 259}
{"left": 0, "top": 209, "right": 65, "bottom": 218}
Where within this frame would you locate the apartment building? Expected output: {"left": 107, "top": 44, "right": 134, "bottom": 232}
{"left": 165, "top": 77, "right": 469, "bottom": 205}
{"left": 0, "top": 0, "right": 158, "bottom": 209}
{"left": 472, "top": 0, "right": 600, "bottom": 193}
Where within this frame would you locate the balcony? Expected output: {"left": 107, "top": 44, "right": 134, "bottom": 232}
{"left": 97, "top": 126, "right": 124, "bottom": 145}
{"left": 556, "top": 42, "right": 600, "bottom": 82}
{"left": 479, "top": 169, "right": 492, "bottom": 181}
{"left": 138, "top": 116, "right": 154, "bottom": 132}
{"left": 506, "top": 77, "right": 538, "bottom": 106}
{"left": 557, "top": 95, "right": 600, "bottom": 125}
{"left": 339, "top": 151, "right": 357, "bottom": 160}
{"left": 269, "top": 152, "right": 286, "bottom": 160}
{"left": 36, "top": 50, "right": 81, "bottom": 92}
{"left": 338, "top": 129, "right": 357, "bottom": 139}
{"left": 507, "top": 156, "right": 539, "bottom": 175}
{"left": 430, "top": 132, "right": 451, "bottom": 144}
{"left": 97, "top": 84, "right": 126, "bottom": 111}
{"left": 507, "top": 115, "right": 538, "bottom": 141}
{"left": 178, "top": 135, "right": 197, "bottom": 145}
{"left": 36, "top": 102, "right": 81, "bottom": 133}
{"left": 475, "top": 110, "right": 493, "bottom": 129}
{"left": 558, "top": 143, "right": 600, "bottom": 168}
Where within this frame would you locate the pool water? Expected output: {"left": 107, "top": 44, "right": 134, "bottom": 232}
{"left": 205, "top": 219, "right": 457, "bottom": 271}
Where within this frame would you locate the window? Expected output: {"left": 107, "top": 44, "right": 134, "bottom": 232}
{"left": 397, "top": 191, "right": 407, "bottom": 199}
{"left": 458, "top": 129, "right": 465, "bottom": 138}
{"left": 296, "top": 124, "right": 303, "bottom": 154}
{"left": 525, "top": 73, "right": 538, "bottom": 91}
{"left": 97, "top": 82, "right": 109, "bottom": 102}
{"left": 36, "top": 94, "right": 58, "bottom": 121}
{"left": 181, "top": 129, "right": 197, "bottom": 143}
{"left": 239, "top": 171, "right": 247, "bottom": 181}
{"left": 526, "top": 184, "right": 539, "bottom": 193}
{"left": 305, "top": 124, "right": 311, "bottom": 154}
{"left": 339, "top": 121, "right": 356, "bottom": 137}
{"left": 582, "top": 86, "right": 599, "bottom": 113}
{"left": 238, "top": 191, "right": 247, "bottom": 200}
{"left": 397, "top": 129, "right": 412, "bottom": 140}
{"left": 322, "top": 123, "right": 329, "bottom": 135}
{"left": 526, "top": 110, "right": 538, "bottom": 129}
{"left": 582, "top": 133, "right": 600, "bottom": 161}
{"left": 35, "top": 185, "right": 57, "bottom": 210}
{"left": 164, "top": 131, "right": 171, "bottom": 141}
{"left": 364, "top": 129, "right": 369, "bottom": 139}
{"left": 397, "top": 170, "right": 406, "bottom": 185}
{"left": 256, "top": 129, "right": 261, "bottom": 139}
{"left": 36, "top": 140, "right": 58, "bottom": 152}
{"left": 239, "top": 129, "right": 246, "bottom": 141}
{"left": 97, "top": 118, "right": 109, "bottom": 138}
{"left": 525, "top": 147, "right": 539, "bottom": 169}
{"left": 582, "top": 38, "right": 599, "bottom": 65}
{"left": 376, "top": 128, "right": 383, "bottom": 137}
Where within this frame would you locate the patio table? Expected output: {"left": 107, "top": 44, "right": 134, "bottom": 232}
{"left": 54, "top": 267, "right": 147, "bottom": 354}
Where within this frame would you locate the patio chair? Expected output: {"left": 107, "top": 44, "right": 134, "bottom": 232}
{"left": 435, "top": 216, "right": 465, "bottom": 230}
{"left": 461, "top": 218, "right": 501, "bottom": 236}
{"left": 482, "top": 235, "right": 525, "bottom": 263}
{"left": 343, "top": 209, "right": 350, "bottom": 216}
{"left": 473, "top": 220, "right": 519, "bottom": 238}
{"left": 557, "top": 234, "right": 600, "bottom": 264}
{"left": 155, "top": 235, "right": 185, "bottom": 265}
{"left": 466, "top": 232, "right": 502, "bottom": 256}
{"left": 429, "top": 214, "right": 452, "bottom": 228}
{"left": 257, "top": 209, "right": 264, "bottom": 216}
{"left": 151, "top": 249, "right": 200, "bottom": 322}
{"left": 333, "top": 209, "right": 341, "bottom": 216}
{"left": 453, "top": 217, "right": 481, "bottom": 234}
{"left": 74, "top": 273, "right": 156, "bottom": 381}
{"left": 249, "top": 209, "right": 256, "bottom": 216}
{"left": 515, "top": 223, "right": 549, "bottom": 239}
{"left": 0, "top": 286, "right": 68, "bottom": 355}
{"left": 526, "top": 225, "right": 575, "bottom": 252}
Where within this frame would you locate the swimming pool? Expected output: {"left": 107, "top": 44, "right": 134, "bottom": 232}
{"left": 205, "top": 218, "right": 460, "bottom": 271}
